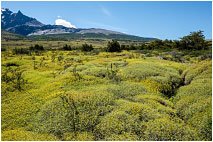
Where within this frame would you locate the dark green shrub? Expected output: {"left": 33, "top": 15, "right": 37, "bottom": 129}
{"left": 1, "top": 47, "right": 6, "bottom": 51}
{"left": 106, "top": 40, "right": 121, "bottom": 52}
{"left": 29, "top": 44, "right": 44, "bottom": 51}
{"left": 179, "top": 30, "right": 208, "bottom": 50}
{"left": 129, "top": 44, "right": 136, "bottom": 50}
{"left": 138, "top": 43, "right": 147, "bottom": 50}
{"left": 63, "top": 44, "right": 72, "bottom": 51}
{"left": 81, "top": 43, "right": 94, "bottom": 52}
{"left": 13, "top": 48, "right": 29, "bottom": 55}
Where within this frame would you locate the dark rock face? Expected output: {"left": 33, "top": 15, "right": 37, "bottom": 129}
{"left": 1, "top": 8, "right": 80, "bottom": 36}
{"left": 1, "top": 8, "right": 44, "bottom": 29}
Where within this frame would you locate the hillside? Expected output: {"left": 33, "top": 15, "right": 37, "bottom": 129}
{"left": 28, "top": 32, "right": 156, "bottom": 42}
{"left": 1, "top": 30, "right": 27, "bottom": 41}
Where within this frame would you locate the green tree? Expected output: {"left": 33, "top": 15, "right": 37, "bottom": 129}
{"left": 179, "top": 30, "right": 208, "bottom": 50}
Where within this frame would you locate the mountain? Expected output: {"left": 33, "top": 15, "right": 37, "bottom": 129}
{"left": 1, "top": 8, "right": 156, "bottom": 42}
{"left": 1, "top": 8, "right": 44, "bottom": 29}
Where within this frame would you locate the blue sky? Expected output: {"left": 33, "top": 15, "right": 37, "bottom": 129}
{"left": 1, "top": 1, "right": 212, "bottom": 40}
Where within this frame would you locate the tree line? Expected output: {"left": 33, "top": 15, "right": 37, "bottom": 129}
{"left": 106, "top": 31, "right": 211, "bottom": 52}
{"left": 8, "top": 31, "right": 211, "bottom": 55}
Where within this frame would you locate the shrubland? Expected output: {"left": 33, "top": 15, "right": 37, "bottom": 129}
{"left": 1, "top": 31, "right": 212, "bottom": 141}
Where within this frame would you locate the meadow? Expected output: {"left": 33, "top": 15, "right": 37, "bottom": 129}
{"left": 1, "top": 38, "right": 212, "bottom": 141}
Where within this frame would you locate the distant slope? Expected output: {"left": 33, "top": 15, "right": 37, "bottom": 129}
{"left": 29, "top": 33, "right": 156, "bottom": 42}
{"left": 1, "top": 8, "right": 156, "bottom": 42}
{"left": 76, "top": 28, "right": 125, "bottom": 35}
{"left": 1, "top": 30, "right": 27, "bottom": 41}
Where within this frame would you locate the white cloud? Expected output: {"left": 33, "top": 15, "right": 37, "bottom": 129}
{"left": 101, "top": 7, "right": 111, "bottom": 16}
{"left": 57, "top": 15, "right": 62, "bottom": 18}
{"left": 55, "top": 19, "right": 77, "bottom": 28}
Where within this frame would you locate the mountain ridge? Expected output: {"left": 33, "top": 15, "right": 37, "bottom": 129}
{"left": 1, "top": 8, "right": 157, "bottom": 42}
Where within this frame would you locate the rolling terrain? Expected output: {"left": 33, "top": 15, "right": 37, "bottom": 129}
{"left": 1, "top": 7, "right": 212, "bottom": 142}
{"left": 1, "top": 33, "right": 212, "bottom": 141}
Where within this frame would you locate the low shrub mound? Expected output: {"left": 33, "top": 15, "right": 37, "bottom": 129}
{"left": 174, "top": 61, "right": 212, "bottom": 141}
{"left": 1, "top": 129, "right": 59, "bottom": 141}
{"left": 144, "top": 117, "right": 198, "bottom": 141}
{"left": 115, "top": 99, "right": 162, "bottom": 121}
{"left": 182, "top": 61, "right": 212, "bottom": 84}
{"left": 122, "top": 62, "right": 183, "bottom": 97}
{"left": 62, "top": 132, "right": 95, "bottom": 141}
{"left": 132, "top": 95, "right": 176, "bottom": 117}
{"left": 94, "top": 111, "right": 139, "bottom": 140}
{"left": 34, "top": 92, "right": 115, "bottom": 138}
{"left": 106, "top": 82, "right": 148, "bottom": 99}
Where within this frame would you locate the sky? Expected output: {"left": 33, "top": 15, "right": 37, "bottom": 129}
{"left": 1, "top": 1, "right": 212, "bottom": 40}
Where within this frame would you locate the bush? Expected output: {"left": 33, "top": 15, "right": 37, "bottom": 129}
{"left": 105, "top": 132, "right": 139, "bottom": 141}
{"left": 123, "top": 62, "right": 182, "bottom": 97}
{"left": 75, "top": 62, "right": 107, "bottom": 78}
{"left": 182, "top": 61, "right": 211, "bottom": 84}
{"left": 197, "top": 111, "right": 212, "bottom": 141}
{"left": 106, "top": 40, "right": 121, "bottom": 52}
{"left": 1, "top": 129, "right": 59, "bottom": 141}
{"left": 63, "top": 132, "right": 94, "bottom": 141}
{"left": 34, "top": 98, "right": 71, "bottom": 138}
{"left": 29, "top": 44, "right": 44, "bottom": 51}
{"left": 132, "top": 95, "right": 176, "bottom": 117}
{"left": 144, "top": 117, "right": 198, "bottom": 141}
{"left": 174, "top": 61, "right": 212, "bottom": 141}
{"left": 63, "top": 44, "right": 72, "bottom": 51}
{"left": 81, "top": 43, "right": 94, "bottom": 52}
{"left": 94, "top": 111, "right": 139, "bottom": 140}
{"left": 1, "top": 66, "right": 27, "bottom": 91}
{"left": 115, "top": 99, "right": 161, "bottom": 122}
{"left": 1, "top": 47, "right": 6, "bottom": 51}
{"left": 106, "top": 82, "right": 147, "bottom": 99}
{"left": 13, "top": 48, "right": 29, "bottom": 54}
{"left": 34, "top": 92, "right": 115, "bottom": 138}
